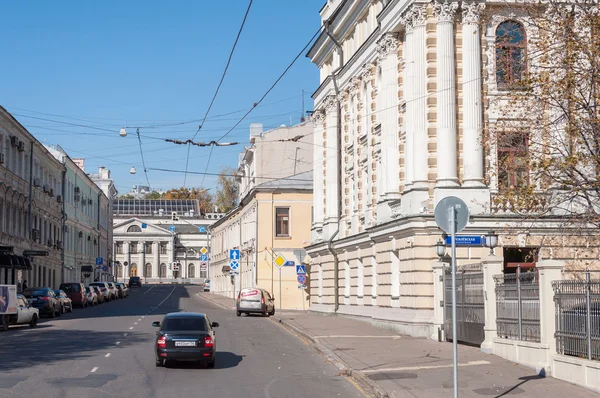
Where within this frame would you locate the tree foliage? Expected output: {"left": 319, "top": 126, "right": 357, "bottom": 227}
{"left": 215, "top": 167, "right": 239, "bottom": 213}
{"left": 163, "top": 187, "right": 214, "bottom": 214}
{"left": 145, "top": 191, "right": 162, "bottom": 199}
{"left": 485, "top": 1, "right": 600, "bottom": 239}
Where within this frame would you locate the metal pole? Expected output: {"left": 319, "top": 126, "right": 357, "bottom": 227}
{"left": 450, "top": 206, "right": 458, "bottom": 398}
{"left": 517, "top": 265, "right": 522, "bottom": 341}
{"left": 279, "top": 267, "right": 282, "bottom": 313}
{"left": 586, "top": 268, "right": 592, "bottom": 360}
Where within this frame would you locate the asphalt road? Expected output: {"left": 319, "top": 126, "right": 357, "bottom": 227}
{"left": 0, "top": 285, "right": 365, "bottom": 398}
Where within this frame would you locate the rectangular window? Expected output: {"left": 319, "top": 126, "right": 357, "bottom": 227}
{"left": 145, "top": 242, "right": 153, "bottom": 254}
{"left": 498, "top": 132, "right": 529, "bottom": 190}
{"left": 275, "top": 207, "right": 290, "bottom": 237}
{"left": 160, "top": 242, "right": 167, "bottom": 254}
{"left": 116, "top": 242, "right": 123, "bottom": 254}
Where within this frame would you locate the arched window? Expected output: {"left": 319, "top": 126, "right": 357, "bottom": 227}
{"left": 188, "top": 263, "right": 195, "bottom": 278}
{"left": 127, "top": 225, "right": 142, "bottom": 233}
{"left": 145, "top": 263, "right": 152, "bottom": 278}
{"left": 496, "top": 21, "right": 527, "bottom": 88}
{"left": 160, "top": 263, "right": 167, "bottom": 278}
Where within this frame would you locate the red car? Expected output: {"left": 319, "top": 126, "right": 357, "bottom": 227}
{"left": 59, "top": 283, "right": 87, "bottom": 308}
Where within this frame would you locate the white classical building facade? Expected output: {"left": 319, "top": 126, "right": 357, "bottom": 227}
{"left": 306, "top": 0, "right": 571, "bottom": 337}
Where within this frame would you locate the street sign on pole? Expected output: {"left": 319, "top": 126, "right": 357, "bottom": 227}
{"left": 274, "top": 254, "right": 286, "bottom": 269}
{"left": 297, "top": 274, "right": 306, "bottom": 284}
{"left": 229, "top": 260, "right": 239, "bottom": 270}
{"left": 434, "top": 196, "right": 469, "bottom": 398}
{"left": 200, "top": 247, "right": 208, "bottom": 255}
{"left": 169, "top": 225, "right": 175, "bottom": 232}
{"left": 199, "top": 254, "right": 208, "bottom": 262}
{"left": 284, "top": 260, "right": 295, "bottom": 267}
{"left": 229, "top": 249, "right": 240, "bottom": 261}
{"left": 444, "top": 235, "right": 483, "bottom": 246}
{"left": 296, "top": 265, "right": 306, "bottom": 275}
{"left": 96, "top": 257, "right": 103, "bottom": 265}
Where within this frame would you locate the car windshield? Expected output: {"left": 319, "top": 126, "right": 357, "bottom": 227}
{"left": 24, "top": 289, "right": 49, "bottom": 297}
{"left": 162, "top": 317, "right": 206, "bottom": 332}
{"left": 53, "top": 290, "right": 61, "bottom": 296}
{"left": 85, "top": 287, "right": 91, "bottom": 293}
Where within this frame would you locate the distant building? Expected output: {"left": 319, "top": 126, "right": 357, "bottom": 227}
{"left": 124, "top": 185, "right": 164, "bottom": 199}
{"left": 112, "top": 199, "right": 225, "bottom": 283}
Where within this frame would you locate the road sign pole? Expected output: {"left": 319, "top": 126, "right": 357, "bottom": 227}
{"left": 450, "top": 205, "right": 458, "bottom": 398}
{"left": 279, "top": 267, "right": 282, "bottom": 313}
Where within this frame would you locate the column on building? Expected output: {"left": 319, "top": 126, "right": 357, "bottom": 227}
{"left": 138, "top": 242, "right": 145, "bottom": 277}
{"left": 167, "top": 240, "right": 174, "bottom": 278}
{"left": 323, "top": 94, "right": 340, "bottom": 239}
{"left": 461, "top": 1, "right": 485, "bottom": 186}
{"left": 124, "top": 240, "right": 130, "bottom": 278}
{"left": 433, "top": 1, "right": 459, "bottom": 187}
{"left": 401, "top": 11, "right": 414, "bottom": 189}
{"left": 312, "top": 110, "right": 325, "bottom": 241}
{"left": 410, "top": 4, "right": 429, "bottom": 189}
{"left": 152, "top": 241, "right": 159, "bottom": 279}
{"left": 361, "top": 64, "right": 375, "bottom": 226}
{"left": 376, "top": 33, "right": 401, "bottom": 201}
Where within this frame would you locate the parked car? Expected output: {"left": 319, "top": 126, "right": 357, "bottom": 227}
{"left": 22, "top": 287, "right": 61, "bottom": 318}
{"left": 1, "top": 286, "right": 40, "bottom": 330}
{"left": 90, "top": 286, "right": 104, "bottom": 304}
{"left": 129, "top": 276, "right": 142, "bottom": 288}
{"left": 85, "top": 286, "right": 98, "bottom": 306}
{"left": 59, "top": 282, "right": 87, "bottom": 308}
{"left": 152, "top": 312, "right": 219, "bottom": 368}
{"left": 236, "top": 288, "right": 275, "bottom": 317}
{"left": 203, "top": 280, "right": 211, "bottom": 292}
{"left": 53, "top": 290, "right": 73, "bottom": 313}
{"left": 89, "top": 282, "right": 112, "bottom": 302}
{"left": 106, "top": 282, "right": 119, "bottom": 300}
{"left": 115, "top": 283, "right": 129, "bottom": 298}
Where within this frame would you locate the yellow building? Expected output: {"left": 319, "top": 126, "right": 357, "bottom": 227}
{"left": 209, "top": 171, "right": 313, "bottom": 310}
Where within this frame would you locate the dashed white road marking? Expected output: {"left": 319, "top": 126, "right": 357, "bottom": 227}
{"left": 146, "top": 285, "right": 177, "bottom": 315}
{"left": 134, "top": 322, "right": 138, "bottom": 325}
{"left": 360, "top": 360, "right": 491, "bottom": 374}
{"left": 91, "top": 367, "right": 98, "bottom": 373}
{"left": 105, "top": 353, "right": 111, "bottom": 358}
{"left": 143, "top": 285, "right": 156, "bottom": 295}
{"left": 129, "top": 327, "right": 134, "bottom": 330}
{"left": 141, "top": 316, "right": 145, "bottom": 319}
{"left": 116, "top": 341, "right": 121, "bottom": 345}
{"left": 123, "top": 333, "right": 128, "bottom": 337}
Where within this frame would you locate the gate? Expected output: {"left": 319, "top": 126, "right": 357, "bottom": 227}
{"left": 444, "top": 263, "right": 485, "bottom": 346}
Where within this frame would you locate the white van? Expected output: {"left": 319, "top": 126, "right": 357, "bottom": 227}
{"left": 236, "top": 288, "right": 275, "bottom": 317}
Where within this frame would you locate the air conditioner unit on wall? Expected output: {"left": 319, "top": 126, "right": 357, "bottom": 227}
{"left": 74, "top": 193, "right": 80, "bottom": 202}
{"left": 56, "top": 241, "right": 63, "bottom": 250}
{"left": 0, "top": 153, "right": 4, "bottom": 164}
{"left": 10, "top": 136, "right": 18, "bottom": 147}
{"left": 74, "top": 186, "right": 80, "bottom": 193}
{"left": 88, "top": 199, "right": 93, "bottom": 205}
{"left": 47, "top": 238, "right": 53, "bottom": 247}
{"left": 49, "top": 188, "right": 54, "bottom": 197}
{"left": 78, "top": 231, "right": 83, "bottom": 238}
{"left": 17, "top": 141, "right": 25, "bottom": 152}
{"left": 42, "top": 185, "right": 49, "bottom": 193}
{"left": 63, "top": 225, "right": 69, "bottom": 233}
{"left": 56, "top": 195, "right": 63, "bottom": 203}
{"left": 33, "top": 178, "right": 40, "bottom": 187}
{"left": 32, "top": 229, "right": 39, "bottom": 241}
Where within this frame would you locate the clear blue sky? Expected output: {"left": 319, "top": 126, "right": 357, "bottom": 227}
{"left": 0, "top": 0, "right": 323, "bottom": 195}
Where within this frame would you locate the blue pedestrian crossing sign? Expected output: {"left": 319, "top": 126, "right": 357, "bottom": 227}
{"left": 229, "top": 249, "right": 240, "bottom": 260}
{"left": 199, "top": 254, "right": 208, "bottom": 262}
{"left": 296, "top": 265, "right": 306, "bottom": 275}
{"left": 230, "top": 261, "right": 239, "bottom": 270}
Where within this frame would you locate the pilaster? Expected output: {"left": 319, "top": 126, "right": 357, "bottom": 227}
{"left": 481, "top": 255, "right": 503, "bottom": 354}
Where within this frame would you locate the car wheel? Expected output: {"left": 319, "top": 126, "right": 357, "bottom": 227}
{"left": 51, "top": 307, "right": 56, "bottom": 318}
{"left": 270, "top": 308, "right": 275, "bottom": 316}
{"left": 236, "top": 311, "right": 241, "bottom": 317}
{"left": 29, "top": 314, "right": 38, "bottom": 328}
{"left": 61, "top": 305, "right": 65, "bottom": 314}
{"left": 155, "top": 358, "right": 164, "bottom": 367}
{"left": 69, "top": 304, "right": 73, "bottom": 313}
{"left": 207, "top": 359, "right": 215, "bottom": 369}
{"left": 1, "top": 315, "right": 9, "bottom": 331}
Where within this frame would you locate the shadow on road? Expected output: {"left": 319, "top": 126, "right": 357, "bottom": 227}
{"left": 0, "top": 329, "right": 150, "bottom": 371}
{"left": 166, "top": 352, "right": 245, "bottom": 370}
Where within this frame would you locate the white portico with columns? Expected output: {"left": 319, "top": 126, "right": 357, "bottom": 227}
{"left": 304, "top": 0, "right": 527, "bottom": 338}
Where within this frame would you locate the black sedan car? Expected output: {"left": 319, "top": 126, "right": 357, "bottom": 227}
{"left": 152, "top": 312, "right": 219, "bottom": 368}
{"left": 23, "top": 287, "right": 61, "bottom": 318}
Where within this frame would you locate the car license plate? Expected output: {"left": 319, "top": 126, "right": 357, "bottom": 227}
{"left": 175, "top": 341, "right": 196, "bottom": 347}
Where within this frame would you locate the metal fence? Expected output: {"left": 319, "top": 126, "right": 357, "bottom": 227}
{"left": 553, "top": 271, "right": 600, "bottom": 361}
{"left": 494, "top": 268, "right": 541, "bottom": 342}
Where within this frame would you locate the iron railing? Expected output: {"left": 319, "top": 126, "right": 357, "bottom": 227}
{"left": 553, "top": 271, "right": 600, "bottom": 361}
{"left": 494, "top": 267, "right": 540, "bottom": 342}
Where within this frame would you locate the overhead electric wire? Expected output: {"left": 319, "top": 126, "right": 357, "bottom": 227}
{"left": 135, "top": 130, "right": 152, "bottom": 189}
{"left": 216, "top": 24, "right": 324, "bottom": 143}
{"left": 151, "top": 167, "right": 313, "bottom": 182}
{"left": 183, "top": 0, "right": 253, "bottom": 187}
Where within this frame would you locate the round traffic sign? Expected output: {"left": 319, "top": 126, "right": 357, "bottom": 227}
{"left": 297, "top": 274, "right": 306, "bottom": 284}
{"left": 434, "top": 196, "right": 469, "bottom": 234}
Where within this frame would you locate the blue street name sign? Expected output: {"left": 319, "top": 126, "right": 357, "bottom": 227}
{"left": 199, "top": 254, "right": 208, "bottom": 262}
{"left": 229, "top": 249, "right": 240, "bottom": 260}
{"left": 95, "top": 257, "right": 103, "bottom": 265}
{"left": 296, "top": 265, "right": 306, "bottom": 275}
{"left": 285, "top": 260, "right": 295, "bottom": 267}
{"left": 444, "top": 235, "right": 483, "bottom": 246}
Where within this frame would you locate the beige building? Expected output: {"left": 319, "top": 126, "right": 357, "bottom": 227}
{"left": 305, "top": 0, "right": 597, "bottom": 339}
{"left": 209, "top": 171, "right": 313, "bottom": 310}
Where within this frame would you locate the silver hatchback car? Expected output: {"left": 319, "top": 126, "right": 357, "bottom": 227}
{"left": 236, "top": 288, "right": 275, "bottom": 317}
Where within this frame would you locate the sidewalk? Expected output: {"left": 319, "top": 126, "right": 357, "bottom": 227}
{"left": 199, "top": 292, "right": 599, "bottom": 398}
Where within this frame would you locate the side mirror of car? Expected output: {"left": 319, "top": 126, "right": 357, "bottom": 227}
{"left": 211, "top": 322, "right": 219, "bottom": 328}
{"left": 152, "top": 321, "right": 161, "bottom": 327}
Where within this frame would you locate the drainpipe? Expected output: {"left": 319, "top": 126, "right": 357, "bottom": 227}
{"left": 324, "top": 19, "right": 344, "bottom": 313}
{"left": 28, "top": 141, "right": 34, "bottom": 240}
{"left": 60, "top": 166, "right": 66, "bottom": 284}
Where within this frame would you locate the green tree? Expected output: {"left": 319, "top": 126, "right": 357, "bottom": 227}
{"left": 118, "top": 194, "right": 135, "bottom": 199}
{"left": 215, "top": 167, "right": 239, "bottom": 213}
{"left": 145, "top": 191, "right": 163, "bottom": 199}
{"left": 163, "top": 187, "right": 214, "bottom": 215}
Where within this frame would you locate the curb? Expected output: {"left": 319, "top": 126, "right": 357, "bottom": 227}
{"left": 195, "top": 293, "right": 235, "bottom": 310}
{"left": 272, "top": 316, "right": 389, "bottom": 398}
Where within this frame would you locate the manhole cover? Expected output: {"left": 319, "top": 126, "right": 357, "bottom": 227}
{"left": 368, "top": 372, "right": 418, "bottom": 381}
{"left": 473, "top": 386, "right": 525, "bottom": 395}
{"left": 49, "top": 374, "right": 118, "bottom": 388}
{"left": 0, "top": 376, "right": 27, "bottom": 389}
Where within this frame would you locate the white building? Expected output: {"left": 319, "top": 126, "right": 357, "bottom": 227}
{"left": 112, "top": 199, "right": 224, "bottom": 283}
{"left": 306, "top": 0, "right": 583, "bottom": 337}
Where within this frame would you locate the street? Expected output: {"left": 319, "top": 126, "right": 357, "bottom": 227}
{"left": 0, "top": 285, "right": 365, "bottom": 398}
